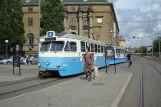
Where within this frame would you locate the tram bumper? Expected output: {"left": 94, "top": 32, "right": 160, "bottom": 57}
{"left": 39, "top": 63, "right": 66, "bottom": 71}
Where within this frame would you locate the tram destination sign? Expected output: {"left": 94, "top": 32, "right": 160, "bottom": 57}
{"left": 45, "top": 37, "right": 56, "bottom": 41}
{"left": 47, "top": 31, "right": 56, "bottom": 37}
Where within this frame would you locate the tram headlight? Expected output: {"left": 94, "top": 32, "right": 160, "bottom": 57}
{"left": 46, "top": 60, "right": 50, "bottom": 65}
{"left": 38, "top": 63, "right": 40, "bottom": 67}
{"left": 56, "top": 64, "right": 60, "bottom": 67}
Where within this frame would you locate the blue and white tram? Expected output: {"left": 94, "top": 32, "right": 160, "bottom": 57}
{"left": 38, "top": 31, "right": 126, "bottom": 77}
{"left": 108, "top": 46, "right": 127, "bottom": 64}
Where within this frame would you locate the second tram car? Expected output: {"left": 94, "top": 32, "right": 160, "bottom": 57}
{"left": 38, "top": 31, "right": 126, "bottom": 77}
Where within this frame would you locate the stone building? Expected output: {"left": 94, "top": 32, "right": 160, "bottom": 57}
{"left": 21, "top": 0, "right": 119, "bottom": 55}
{"left": 22, "top": 0, "right": 39, "bottom": 55}
{"left": 63, "top": 0, "right": 119, "bottom": 45}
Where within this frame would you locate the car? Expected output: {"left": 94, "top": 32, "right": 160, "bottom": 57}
{"left": 0, "top": 58, "right": 13, "bottom": 64}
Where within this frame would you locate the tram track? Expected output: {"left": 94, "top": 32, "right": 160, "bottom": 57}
{"left": 150, "top": 64, "right": 161, "bottom": 75}
{"left": 0, "top": 78, "right": 60, "bottom": 100}
{"left": 140, "top": 60, "right": 144, "bottom": 107}
{"left": 0, "top": 76, "right": 38, "bottom": 87}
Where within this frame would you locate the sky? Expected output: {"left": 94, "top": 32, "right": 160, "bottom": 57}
{"left": 112, "top": 0, "right": 161, "bottom": 47}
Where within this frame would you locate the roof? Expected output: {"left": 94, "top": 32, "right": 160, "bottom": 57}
{"left": 22, "top": 0, "right": 109, "bottom": 5}
{"left": 22, "top": 0, "right": 39, "bottom": 6}
{"left": 41, "top": 32, "right": 106, "bottom": 45}
{"left": 63, "top": 0, "right": 110, "bottom": 5}
{"left": 63, "top": 0, "right": 107, "bottom": 2}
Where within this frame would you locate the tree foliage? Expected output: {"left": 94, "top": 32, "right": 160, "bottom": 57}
{"left": 135, "top": 46, "right": 147, "bottom": 53}
{"left": 0, "top": 0, "right": 25, "bottom": 50}
{"left": 41, "top": 0, "right": 65, "bottom": 36}
{"left": 153, "top": 38, "right": 161, "bottom": 52}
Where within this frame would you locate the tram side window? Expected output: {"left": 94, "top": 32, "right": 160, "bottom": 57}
{"left": 98, "top": 45, "right": 100, "bottom": 53}
{"left": 116, "top": 49, "right": 120, "bottom": 53}
{"left": 95, "top": 44, "right": 97, "bottom": 53}
{"left": 101, "top": 46, "right": 103, "bottom": 53}
{"left": 70, "top": 42, "right": 77, "bottom": 51}
{"left": 86, "top": 42, "right": 90, "bottom": 52}
{"left": 64, "top": 41, "right": 77, "bottom": 51}
{"left": 91, "top": 44, "right": 94, "bottom": 52}
{"left": 81, "top": 41, "right": 85, "bottom": 52}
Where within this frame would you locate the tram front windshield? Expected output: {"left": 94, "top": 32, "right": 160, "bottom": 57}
{"left": 40, "top": 41, "right": 64, "bottom": 52}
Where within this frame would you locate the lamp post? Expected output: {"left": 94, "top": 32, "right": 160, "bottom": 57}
{"left": 5, "top": 40, "right": 9, "bottom": 60}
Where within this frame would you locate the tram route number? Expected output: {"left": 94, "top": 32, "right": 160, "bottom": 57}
{"left": 63, "top": 64, "right": 68, "bottom": 67}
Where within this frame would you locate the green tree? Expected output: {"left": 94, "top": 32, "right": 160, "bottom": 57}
{"left": 41, "top": 0, "right": 65, "bottom": 36}
{"left": 140, "top": 46, "right": 147, "bottom": 53}
{"left": 0, "top": 0, "right": 25, "bottom": 51}
{"left": 135, "top": 48, "right": 140, "bottom": 53}
{"left": 153, "top": 38, "right": 161, "bottom": 52}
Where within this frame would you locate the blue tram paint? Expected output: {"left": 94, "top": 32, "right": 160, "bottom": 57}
{"left": 39, "top": 56, "right": 111, "bottom": 76}
{"left": 109, "top": 58, "right": 126, "bottom": 65}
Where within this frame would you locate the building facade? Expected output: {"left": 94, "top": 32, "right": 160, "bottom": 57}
{"left": 119, "top": 37, "right": 125, "bottom": 48}
{"left": 22, "top": 0, "right": 39, "bottom": 55}
{"left": 63, "top": 0, "right": 119, "bottom": 45}
{"left": 21, "top": 0, "right": 119, "bottom": 55}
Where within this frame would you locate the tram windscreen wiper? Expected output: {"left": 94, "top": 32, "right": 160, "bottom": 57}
{"left": 55, "top": 45, "right": 64, "bottom": 53}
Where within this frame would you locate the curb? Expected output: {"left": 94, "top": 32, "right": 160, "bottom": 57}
{"left": 111, "top": 73, "right": 133, "bottom": 107}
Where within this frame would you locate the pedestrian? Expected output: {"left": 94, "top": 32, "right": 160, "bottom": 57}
{"left": 127, "top": 53, "right": 132, "bottom": 68}
{"left": 93, "top": 54, "right": 99, "bottom": 79}
{"left": 83, "top": 48, "right": 94, "bottom": 82}
{"left": 26, "top": 55, "right": 29, "bottom": 65}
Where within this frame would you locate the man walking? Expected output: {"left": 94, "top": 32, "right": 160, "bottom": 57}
{"left": 83, "top": 48, "right": 93, "bottom": 82}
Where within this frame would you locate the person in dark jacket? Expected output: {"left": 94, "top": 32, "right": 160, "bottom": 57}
{"left": 127, "top": 53, "right": 132, "bottom": 68}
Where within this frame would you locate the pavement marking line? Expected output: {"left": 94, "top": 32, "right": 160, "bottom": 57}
{"left": 0, "top": 77, "right": 80, "bottom": 102}
{"left": 111, "top": 73, "right": 133, "bottom": 107}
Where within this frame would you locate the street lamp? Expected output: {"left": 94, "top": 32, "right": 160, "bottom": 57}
{"left": 5, "top": 40, "right": 9, "bottom": 60}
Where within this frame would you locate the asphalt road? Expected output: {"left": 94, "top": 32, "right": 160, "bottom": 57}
{"left": 118, "top": 56, "right": 161, "bottom": 107}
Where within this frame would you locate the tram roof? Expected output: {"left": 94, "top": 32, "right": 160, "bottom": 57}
{"left": 41, "top": 32, "right": 106, "bottom": 46}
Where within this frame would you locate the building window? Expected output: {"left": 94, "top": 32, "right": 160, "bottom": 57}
{"left": 28, "top": 7, "right": 33, "bottom": 13}
{"left": 83, "top": 17, "right": 88, "bottom": 26}
{"left": 70, "top": 7, "right": 75, "bottom": 12}
{"left": 70, "top": 16, "right": 75, "bottom": 26}
{"left": 82, "top": 6, "right": 88, "bottom": 11}
{"left": 28, "top": 17, "right": 33, "bottom": 26}
{"left": 28, "top": 33, "right": 34, "bottom": 48}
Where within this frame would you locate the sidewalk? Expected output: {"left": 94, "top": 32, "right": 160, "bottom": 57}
{"left": 0, "top": 65, "right": 38, "bottom": 83}
{"left": 0, "top": 64, "right": 132, "bottom": 107}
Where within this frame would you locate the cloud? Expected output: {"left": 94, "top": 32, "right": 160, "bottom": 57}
{"left": 115, "top": 1, "right": 161, "bottom": 47}
{"left": 140, "top": 4, "right": 161, "bottom": 13}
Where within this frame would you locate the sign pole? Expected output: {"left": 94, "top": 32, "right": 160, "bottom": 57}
{"left": 105, "top": 47, "right": 107, "bottom": 73}
{"left": 13, "top": 57, "right": 14, "bottom": 75}
{"left": 114, "top": 58, "right": 116, "bottom": 73}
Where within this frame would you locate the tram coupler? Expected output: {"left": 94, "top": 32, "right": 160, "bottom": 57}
{"left": 38, "top": 71, "right": 49, "bottom": 78}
